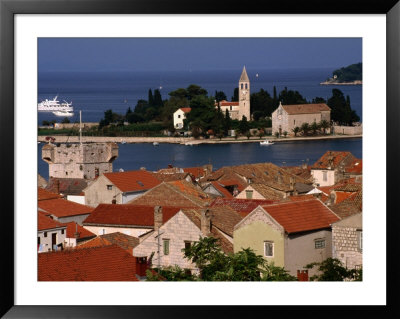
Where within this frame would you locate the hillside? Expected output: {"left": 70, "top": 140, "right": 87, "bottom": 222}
{"left": 321, "top": 63, "right": 362, "bottom": 85}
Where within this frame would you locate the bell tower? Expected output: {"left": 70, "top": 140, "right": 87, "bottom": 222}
{"left": 238, "top": 66, "right": 250, "bottom": 120}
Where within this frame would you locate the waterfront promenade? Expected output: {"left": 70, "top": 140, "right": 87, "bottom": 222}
{"left": 37, "top": 134, "right": 362, "bottom": 145}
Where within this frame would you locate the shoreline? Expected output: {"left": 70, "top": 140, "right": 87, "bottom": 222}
{"left": 320, "top": 80, "right": 362, "bottom": 86}
{"left": 37, "top": 134, "right": 362, "bottom": 145}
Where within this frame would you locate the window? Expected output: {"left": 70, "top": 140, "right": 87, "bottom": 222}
{"left": 95, "top": 168, "right": 99, "bottom": 178}
{"left": 38, "top": 237, "right": 40, "bottom": 245}
{"left": 245, "top": 83, "right": 248, "bottom": 89}
{"left": 107, "top": 185, "right": 113, "bottom": 190}
{"left": 294, "top": 120, "right": 295, "bottom": 125}
{"left": 176, "top": 124, "right": 179, "bottom": 127}
{"left": 246, "top": 189, "right": 253, "bottom": 199}
{"left": 323, "top": 171, "right": 328, "bottom": 182}
{"left": 44, "top": 232, "right": 47, "bottom": 238}
{"left": 264, "top": 241, "right": 274, "bottom": 257}
{"left": 178, "top": 115, "right": 181, "bottom": 118}
{"left": 163, "top": 239, "right": 170, "bottom": 255}
{"left": 241, "top": 84, "right": 243, "bottom": 89}
{"left": 315, "top": 239, "right": 325, "bottom": 249}
{"left": 61, "top": 229, "right": 64, "bottom": 235}
{"left": 358, "top": 230, "right": 363, "bottom": 251}
{"left": 184, "top": 241, "right": 191, "bottom": 253}
{"left": 230, "top": 106, "right": 232, "bottom": 111}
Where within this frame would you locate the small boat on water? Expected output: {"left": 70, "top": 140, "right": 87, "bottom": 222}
{"left": 53, "top": 110, "right": 74, "bottom": 117}
{"left": 153, "top": 142, "right": 159, "bottom": 146}
{"left": 260, "top": 140, "right": 274, "bottom": 146}
{"left": 120, "top": 140, "right": 127, "bottom": 144}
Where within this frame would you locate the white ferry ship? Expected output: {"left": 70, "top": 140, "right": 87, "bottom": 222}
{"left": 38, "top": 96, "right": 74, "bottom": 116}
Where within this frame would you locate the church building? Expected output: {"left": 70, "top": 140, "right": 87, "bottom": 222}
{"left": 217, "top": 66, "right": 251, "bottom": 120}
{"left": 272, "top": 102, "right": 331, "bottom": 136}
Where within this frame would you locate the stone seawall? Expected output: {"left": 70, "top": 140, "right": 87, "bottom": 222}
{"left": 38, "top": 134, "right": 362, "bottom": 145}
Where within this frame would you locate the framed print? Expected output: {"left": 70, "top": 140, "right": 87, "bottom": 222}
{"left": 1, "top": 0, "right": 399, "bottom": 317}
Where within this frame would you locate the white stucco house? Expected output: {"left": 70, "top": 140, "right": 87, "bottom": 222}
{"left": 173, "top": 108, "right": 191, "bottom": 129}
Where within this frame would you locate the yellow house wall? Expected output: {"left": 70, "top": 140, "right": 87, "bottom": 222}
{"left": 234, "top": 221, "right": 285, "bottom": 267}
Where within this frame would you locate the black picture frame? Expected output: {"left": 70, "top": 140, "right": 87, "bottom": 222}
{"left": 1, "top": 0, "right": 399, "bottom": 317}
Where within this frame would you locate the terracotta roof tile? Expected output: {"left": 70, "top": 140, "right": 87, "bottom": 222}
{"left": 104, "top": 170, "right": 161, "bottom": 193}
{"left": 282, "top": 103, "right": 331, "bottom": 115}
{"left": 261, "top": 199, "right": 340, "bottom": 234}
{"left": 151, "top": 172, "right": 190, "bottom": 182}
{"left": 210, "top": 198, "right": 276, "bottom": 217}
{"left": 38, "top": 187, "right": 63, "bottom": 201}
{"left": 38, "top": 199, "right": 94, "bottom": 218}
{"left": 183, "top": 167, "right": 208, "bottom": 179}
{"left": 311, "top": 151, "right": 355, "bottom": 170}
{"left": 46, "top": 178, "right": 88, "bottom": 196}
{"left": 330, "top": 190, "right": 362, "bottom": 219}
{"left": 83, "top": 204, "right": 180, "bottom": 227}
{"left": 179, "top": 108, "right": 191, "bottom": 113}
{"left": 220, "top": 101, "right": 239, "bottom": 106}
{"left": 77, "top": 232, "right": 140, "bottom": 253}
{"left": 38, "top": 212, "right": 66, "bottom": 231}
{"left": 38, "top": 245, "right": 139, "bottom": 281}
{"left": 247, "top": 183, "right": 285, "bottom": 200}
{"left": 63, "top": 222, "right": 96, "bottom": 240}
{"left": 345, "top": 159, "right": 362, "bottom": 174}
{"left": 207, "top": 181, "right": 234, "bottom": 198}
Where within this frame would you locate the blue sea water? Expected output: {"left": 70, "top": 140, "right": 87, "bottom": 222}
{"left": 37, "top": 138, "right": 362, "bottom": 181}
{"left": 37, "top": 67, "right": 362, "bottom": 125}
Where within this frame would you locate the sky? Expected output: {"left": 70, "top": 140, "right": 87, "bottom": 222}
{"left": 38, "top": 38, "right": 362, "bottom": 72}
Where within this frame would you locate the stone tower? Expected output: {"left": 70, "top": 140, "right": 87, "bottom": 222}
{"left": 42, "top": 142, "right": 118, "bottom": 180}
{"left": 238, "top": 66, "right": 251, "bottom": 120}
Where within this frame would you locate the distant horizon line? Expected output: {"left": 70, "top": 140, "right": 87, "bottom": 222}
{"left": 38, "top": 64, "right": 361, "bottom": 74}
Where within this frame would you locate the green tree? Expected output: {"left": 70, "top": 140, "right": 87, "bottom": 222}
{"left": 300, "top": 122, "right": 310, "bottom": 136}
{"left": 312, "top": 97, "right": 326, "bottom": 104}
{"left": 283, "top": 131, "right": 288, "bottom": 137}
{"left": 310, "top": 122, "right": 319, "bottom": 135}
{"left": 61, "top": 117, "right": 70, "bottom": 124}
{"left": 231, "top": 87, "right": 239, "bottom": 102}
{"left": 279, "top": 87, "right": 308, "bottom": 105}
{"left": 250, "top": 89, "right": 274, "bottom": 118}
{"left": 148, "top": 89, "right": 154, "bottom": 107}
{"left": 42, "top": 120, "right": 50, "bottom": 126}
{"left": 292, "top": 126, "right": 300, "bottom": 137}
{"left": 148, "top": 237, "right": 296, "bottom": 281}
{"left": 153, "top": 89, "right": 163, "bottom": 108}
{"left": 214, "top": 90, "right": 227, "bottom": 102}
{"left": 274, "top": 131, "right": 279, "bottom": 138}
{"left": 239, "top": 115, "right": 250, "bottom": 135}
{"left": 327, "top": 89, "right": 359, "bottom": 125}
{"left": 223, "top": 109, "right": 232, "bottom": 135}
{"left": 168, "top": 88, "right": 188, "bottom": 99}
{"left": 305, "top": 258, "right": 362, "bottom": 281}
{"left": 319, "top": 120, "right": 330, "bottom": 135}
{"left": 186, "top": 84, "right": 208, "bottom": 100}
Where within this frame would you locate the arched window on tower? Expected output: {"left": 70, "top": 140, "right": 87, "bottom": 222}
{"left": 241, "top": 84, "right": 243, "bottom": 89}
{"left": 245, "top": 84, "right": 248, "bottom": 89}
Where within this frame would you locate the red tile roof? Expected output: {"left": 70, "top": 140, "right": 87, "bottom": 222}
{"left": 208, "top": 181, "right": 234, "bottom": 198}
{"left": 63, "top": 222, "right": 96, "bottom": 240}
{"left": 346, "top": 158, "right": 362, "bottom": 174}
{"left": 210, "top": 198, "right": 276, "bottom": 217}
{"left": 311, "top": 151, "right": 355, "bottom": 170}
{"left": 38, "top": 187, "right": 63, "bottom": 201}
{"left": 83, "top": 204, "right": 180, "bottom": 227}
{"left": 38, "top": 212, "right": 66, "bottom": 231}
{"left": 219, "top": 100, "right": 239, "bottom": 106}
{"left": 77, "top": 232, "right": 140, "bottom": 253}
{"left": 282, "top": 103, "right": 331, "bottom": 115}
{"left": 38, "top": 198, "right": 94, "bottom": 218}
{"left": 104, "top": 170, "right": 161, "bottom": 193}
{"left": 38, "top": 245, "right": 139, "bottom": 281}
{"left": 183, "top": 167, "right": 208, "bottom": 179}
{"left": 179, "top": 107, "right": 191, "bottom": 113}
{"left": 261, "top": 199, "right": 340, "bottom": 234}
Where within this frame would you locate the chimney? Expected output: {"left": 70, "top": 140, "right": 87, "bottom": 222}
{"left": 56, "top": 179, "right": 60, "bottom": 194}
{"left": 327, "top": 152, "right": 334, "bottom": 169}
{"left": 201, "top": 209, "right": 211, "bottom": 236}
{"left": 74, "top": 222, "right": 80, "bottom": 239}
{"left": 154, "top": 206, "right": 163, "bottom": 232}
{"left": 289, "top": 177, "right": 295, "bottom": 191}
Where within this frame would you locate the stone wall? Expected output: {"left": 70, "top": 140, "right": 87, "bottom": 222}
{"left": 332, "top": 225, "right": 362, "bottom": 269}
{"left": 333, "top": 125, "right": 363, "bottom": 135}
{"left": 42, "top": 142, "right": 118, "bottom": 180}
{"left": 133, "top": 211, "right": 203, "bottom": 271}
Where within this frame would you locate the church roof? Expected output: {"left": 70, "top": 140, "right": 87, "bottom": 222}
{"left": 281, "top": 103, "right": 331, "bottom": 115}
{"left": 239, "top": 66, "right": 249, "bottom": 82}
